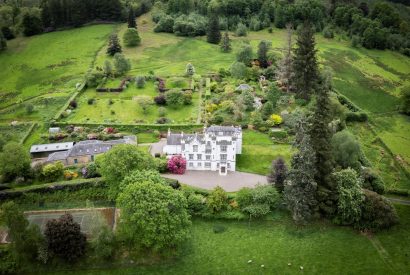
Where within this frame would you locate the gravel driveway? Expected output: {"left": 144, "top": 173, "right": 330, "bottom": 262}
{"left": 163, "top": 171, "right": 268, "bottom": 192}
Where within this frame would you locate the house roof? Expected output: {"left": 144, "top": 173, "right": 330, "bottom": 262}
{"left": 30, "top": 142, "right": 74, "bottom": 154}
{"left": 167, "top": 134, "right": 205, "bottom": 146}
{"left": 47, "top": 151, "right": 68, "bottom": 162}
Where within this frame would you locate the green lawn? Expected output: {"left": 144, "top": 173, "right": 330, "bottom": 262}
{"left": 0, "top": 24, "right": 115, "bottom": 109}
{"left": 54, "top": 205, "right": 410, "bottom": 274}
{"left": 0, "top": 123, "right": 33, "bottom": 143}
{"left": 237, "top": 130, "right": 294, "bottom": 175}
{"left": 63, "top": 86, "right": 200, "bottom": 124}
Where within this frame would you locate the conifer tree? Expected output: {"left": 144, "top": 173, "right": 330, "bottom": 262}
{"left": 220, "top": 32, "right": 231, "bottom": 52}
{"left": 309, "top": 73, "right": 335, "bottom": 217}
{"left": 107, "top": 34, "right": 122, "bottom": 56}
{"left": 258, "top": 40, "right": 271, "bottom": 68}
{"left": 292, "top": 21, "right": 319, "bottom": 100}
{"left": 128, "top": 8, "right": 136, "bottom": 28}
{"left": 267, "top": 157, "right": 288, "bottom": 193}
{"left": 284, "top": 119, "right": 318, "bottom": 224}
{"left": 207, "top": 14, "right": 221, "bottom": 44}
{"left": 276, "top": 24, "right": 294, "bottom": 93}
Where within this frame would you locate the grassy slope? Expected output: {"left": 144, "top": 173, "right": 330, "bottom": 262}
{"left": 0, "top": 24, "right": 115, "bottom": 109}
{"left": 57, "top": 205, "right": 410, "bottom": 275}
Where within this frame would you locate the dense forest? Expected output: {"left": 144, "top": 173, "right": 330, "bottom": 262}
{"left": 0, "top": 0, "right": 409, "bottom": 55}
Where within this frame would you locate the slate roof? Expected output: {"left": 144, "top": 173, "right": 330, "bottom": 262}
{"left": 206, "top": 126, "right": 241, "bottom": 136}
{"left": 30, "top": 142, "right": 74, "bottom": 154}
{"left": 167, "top": 134, "right": 205, "bottom": 146}
{"left": 67, "top": 140, "right": 127, "bottom": 157}
{"left": 47, "top": 151, "right": 68, "bottom": 162}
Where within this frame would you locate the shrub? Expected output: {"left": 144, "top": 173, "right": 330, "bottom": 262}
{"left": 158, "top": 106, "right": 166, "bottom": 117}
{"left": 157, "top": 117, "right": 170, "bottom": 124}
{"left": 82, "top": 162, "right": 100, "bottom": 179}
{"left": 69, "top": 100, "right": 77, "bottom": 109}
{"left": 186, "top": 63, "right": 195, "bottom": 76}
{"left": 269, "top": 130, "right": 288, "bottom": 140}
{"left": 322, "top": 26, "right": 334, "bottom": 38}
{"left": 230, "top": 62, "right": 248, "bottom": 79}
{"left": 268, "top": 114, "right": 283, "bottom": 126}
{"left": 332, "top": 130, "right": 361, "bottom": 169}
{"left": 154, "top": 157, "right": 168, "bottom": 173}
{"left": 45, "top": 214, "right": 86, "bottom": 262}
{"left": 85, "top": 71, "right": 104, "bottom": 88}
{"left": 92, "top": 226, "right": 115, "bottom": 260}
{"left": 135, "top": 76, "right": 146, "bottom": 88}
{"left": 41, "top": 162, "right": 64, "bottom": 182}
{"left": 173, "top": 13, "right": 207, "bottom": 36}
{"left": 185, "top": 191, "right": 206, "bottom": 215}
{"left": 87, "top": 98, "right": 96, "bottom": 105}
{"left": 236, "top": 187, "right": 253, "bottom": 209}
{"left": 236, "top": 23, "right": 247, "bottom": 36}
{"left": 154, "top": 14, "right": 175, "bottom": 33}
{"left": 333, "top": 169, "right": 364, "bottom": 225}
{"left": 267, "top": 157, "right": 288, "bottom": 192}
{"left": 345, "top": 112, "right": 368, "bottom": 122}
{"left": 25, "top": 103, "right": 34, "bottom": 114}
{"left": 361, "top": 168, "right": 385, "bottom": 194}
{"left": 213, "top": 224, "right": 226, "bottom": 233}
{"left": 236, "top": 44, "right": 253, "bottom": 65}
{"left": 356, "top": 189, "right": 399, "bottom": 231}
{"left": 167, "top": 155, "right": 186, "bottom": 174}
{"left": 154, "top": 95, "right": 167, "bottom": 105}
{"left": 165, "top": 89, "right": 184, "bottom": 106}
{"left": 182, "top": 91, "right": 193, "bottom": 105}
{"left": 123, "top": 28, "right": 141, "bottom": 47}
{"left": 207, "top": 186, "right": 228, "bottom": 213}
{"left": 242, "top": 184, "right": 279, "bottom": 219}
{"left": 113, "top": 53, "right": 131, "bottom": 76}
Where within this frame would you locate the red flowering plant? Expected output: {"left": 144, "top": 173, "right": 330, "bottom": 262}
{"left": 167, "top": 155, "right": 187, "bottom": 174}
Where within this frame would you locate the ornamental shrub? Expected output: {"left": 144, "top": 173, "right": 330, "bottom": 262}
{"left": 123, "top": 28, "right": 141, "bottom": 47}
{"left": 167, "top": 155, "right": 187, "bottom": 174}
{"left": 207, "top": 186, "right": 228, "bottom": 213}
{"left": 154, "top": 95, "right": 167, "bottom": 105}
{"left": 356, "top": 189, "right": 399, "bottom": 231}
{"left": 165, "top": 89, "right": 184, "bottom": 106}
{"left": 41, "top": 162, "right": 64, "bottom": 182}
{"left": 236, "top": 187, "right": 253, "bottom": 209}
{"left": 236, "top": 23, "right": 247, "bottom": 37}
{"left": 135, "top": 76, "right": 146, "bottom": 88}
{"left": 268, "top": 114, "right": 283, "bottom": 126}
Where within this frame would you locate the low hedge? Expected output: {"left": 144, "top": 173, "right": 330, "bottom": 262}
{"left": 52, "top": 122, "right": 203, "bottom": 133}
{"left": 0, "top": 178, "right": 105, "bottom": 202}
{"left": 386, "top": 188, "right": 410, "bottom": 197}
{"left": 346, "top": 111, "right": 368, "bottom": 122}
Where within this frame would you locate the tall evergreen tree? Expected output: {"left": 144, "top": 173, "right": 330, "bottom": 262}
{"left": 128, "top": 7, "right": 136, "bottom": 28}
{"left": 107, "top": 34, "right": 122, "bottom": 56}
{"left": 309, "top": 73, "right": 335, "bottom": 217}
{"left": 267, "top": 157, "right": 288, "bottom": 193}
{"left": 284, "top": 119, "right": 318, "bottom": 224}
{"left": 0, "top": 31, "right": 6, "bottom": 51}
{"left": 276, "top": 24, "right": 294, "bottom": 93}
{"left": 292, "top": 21, "right": 319, "bottom": 100}
{"left": 220, "top": 32, "right": 231, "bottom": 52}
{"left": 207, "top": 14, "right": 221, "bottom": 44}
{"left": 257, "top": 40, "right": 271, "bottom": 68}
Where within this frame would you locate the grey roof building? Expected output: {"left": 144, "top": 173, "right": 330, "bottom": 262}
{"left": 30, "top": 142, "right": 74, "bottom": 158}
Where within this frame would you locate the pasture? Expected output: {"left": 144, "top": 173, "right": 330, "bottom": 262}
{"left": 0, "top": 24, "right": 115, "bottom": 109}
{"left": 55, "top": 204, "right": 410, "bottom": 274}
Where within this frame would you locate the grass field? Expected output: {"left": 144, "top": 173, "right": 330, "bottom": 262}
{"left": 237, "top": 130, "right": 293, "bottom": 175}
{"left": 0, "top": 24, "right": 115, "bottom": 109}
{"left": 53, "top": 204, "right": 410, "bottom": 275}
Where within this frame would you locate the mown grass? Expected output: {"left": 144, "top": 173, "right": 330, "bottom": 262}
{"left": 0, "top": 24, "right": 115, "bottom": 108}
{"left": 64, "top": 87, "right": 200, "bottom": 124}
{"left": 55, "top": 205, "right": 410, "bottom": 275}
{"left": 237, "top": 130, "right": 293, "bottom": 175}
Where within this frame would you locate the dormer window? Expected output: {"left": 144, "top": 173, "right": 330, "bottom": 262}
{"left": 193, "top": 145, "right": 198, "bottom": 152}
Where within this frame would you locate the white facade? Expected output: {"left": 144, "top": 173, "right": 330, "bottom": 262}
{"left": 163, "top": 126, "right": 242, "bottom": 175}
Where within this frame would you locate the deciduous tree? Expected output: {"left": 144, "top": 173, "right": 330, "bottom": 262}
{"left": 117, "top": 181, "right": 191, "bottom": 250}
{"left": 0, "top": 142, "right": 31, "bottom": 182}
{"left": 113, "top": 53, "right": 131, "bottom": 75}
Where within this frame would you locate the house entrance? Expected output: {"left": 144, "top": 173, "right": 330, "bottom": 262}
{"left": 219, "top": 165, "right": 227, "bottom": 176}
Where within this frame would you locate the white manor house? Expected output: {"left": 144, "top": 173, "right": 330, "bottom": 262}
{"left": 163, "top": 126, "right": 242, "bottom": 175}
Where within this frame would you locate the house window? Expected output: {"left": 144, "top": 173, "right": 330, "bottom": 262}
{"left": 228, "top": 163, "right": 231, "bottom": 168}
{"left": 220, "top": 154, "right": 227, "bottom": 161}
{"left": 197, "top": 154, "right": 202, "bottom": 160}
{"left": 221, "top": 145, "right": 227, "bottom": 152}
{"left": 189, "top": 154, "right": 194, "bottom": 160}
{"left": 193, "top": 145, "right": 198, "bottom": 152}
{"left": 206, "top": 155, "right": 211, "bottom": 160}
{"left": 198, "top": 162, "right": 202, "bottom": 167}
{"left": 217, "top": 163, "right": 220, "bottom": 168}
{"left": 91, "top": 155, "right": 94, "bottom": 161}
{"left": 189, "top": 162, "right": 194, "bottom": 167}
{"left": 205, "top": 162, "right": 211, "bottom": 168}
{"left": 74, "top": 159, "right": 78, "bottom": 164}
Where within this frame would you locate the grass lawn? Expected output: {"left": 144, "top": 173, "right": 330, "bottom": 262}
{"left": 237, "top": 130, "right": 294, "bottom": 175}
{"left": 0, "top": 24, "right": 115, "bottom": 109}
{"left": 63, "top": 87, "right": 200, "bottom": 124}
{"left": 137, "top": 132, "right": 160, "bottom": 143}
{"left": 0, "top": 123, "right": 34, "bottom": 143}
{"left": 55, "top": 205, "right": 410, "bottom": 274}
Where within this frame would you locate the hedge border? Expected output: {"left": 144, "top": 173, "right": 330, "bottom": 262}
{"left": 53, "top": 91, "right": 80, "bottom": 120}
{"left": 19, "top": 122, "right": 37, "bottom": 145}
{"left": 52, "top": 122, "right": 203, "bottom": 132}
{"left": 0, "top": 178, "right": 104, "bottom": 202}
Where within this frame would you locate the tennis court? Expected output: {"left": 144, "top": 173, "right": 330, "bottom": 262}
{"left": 25, "top": 207, "right": 117, "bottom": 238}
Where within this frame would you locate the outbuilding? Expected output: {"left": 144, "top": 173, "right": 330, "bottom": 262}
{"left": 30, "top": 142, "right": 74, "bottom": 159}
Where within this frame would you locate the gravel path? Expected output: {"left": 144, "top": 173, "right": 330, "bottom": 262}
{"left": 163, "top": 171, "right": 268, "bottom": 192}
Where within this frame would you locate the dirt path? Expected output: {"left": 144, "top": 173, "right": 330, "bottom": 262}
{"left": 387, "top": 198, "right": 410, "bottom": 205}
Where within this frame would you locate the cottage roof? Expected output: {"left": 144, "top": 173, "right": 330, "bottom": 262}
{"left": 67, "top": 140, "right": 128, "bottom": 157}
{"left": 47, "top": 151, "right": 68, "bottom": 162}
{"left": 167, "top": 134, "right": 205, "bottom": 146}
{"left": 30, "top": 142, "right": 74, "bottom": 154}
